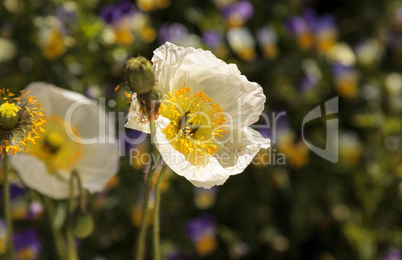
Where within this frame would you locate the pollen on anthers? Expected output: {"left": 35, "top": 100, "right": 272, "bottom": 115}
{"left": 159, "top": 86, "right": 227, "bottom": 166}
{"left": 0, "top": 89, "right": 45, "bottom": 156}
{"left": 26, "top": 116, "right": 82, "bottom": 172}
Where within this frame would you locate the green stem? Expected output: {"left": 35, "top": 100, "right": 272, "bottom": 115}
{"left": 153, "top": 164, "right": 168, "bottom": 260}
{"left": 43, "top": 196, "right": 66, "bottom": 260}
{"left": 67, "top": 171, "right": 78, "bottom": 260}
{"left": 3, "top": 153, "right": 15, "bottom": 260}
{"left": 72, "top": 171, "right": 85, "bottom": 212}
{"left": 135, "top": 121, "right": 159, "bottom": 260}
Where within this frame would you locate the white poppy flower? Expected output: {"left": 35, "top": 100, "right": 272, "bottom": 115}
{"left": 125, "top": 42, "right": 270, "bottom": 188}
{"left": 10, "top": 82, "right": 119, "bottom": 199}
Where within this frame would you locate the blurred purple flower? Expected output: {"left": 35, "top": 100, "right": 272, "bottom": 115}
{"left": 0, "top": 183, "right": 26, "bottom": 201}
{"left": 14, "top": 228, "right": 41, "bottom": 259}
{"left": 331, "top": 62, "right": 354, "bottom": 77}
{"left": 120, "top": 129, "right": 147, "bottom": 154}
{"left": 255, "top": 110, "right": 289, "bottom": 144}
{"left": 56, "top": 3, "right": 77, "bottom": 23}
{"left": 287, "top": 9, "right": 336, "bottom": 36}
{"left": 384, "top": 249, "right": 401, "bottom": 260}
{"left": 302, "top": 8, "right": 317, "bottom": 28}
{"left": 254, "top": 117, "right": 272, "bottom": 140}
{"left": 10, "top": 184, "right": 26, "bottom": 200}
{"left": 276, "top": 112, "right": 290, "bottom": 131}
{"left": 100, "top": 0, "right": 136, "bottom": 25}
{"left": 202, "top": 31, "right": 222, "bottom": 48}
{"left": 286, "top": 16, "right": 309, "bottom": 35}
{"left": 117, "top": 0, "right": 135, "bottom": 16}
{"left": 313, "top": 14, "right": 336, "bottom": 33}
{"left": 185, "top": 213, "right": 216, "bottom": 242}
{"left": 158, "top": 24, "right": 170, "bottom": 43}
{"left": 100, "top": 6, "right": 122, "bottom": 24}
{"left": 257, "top": 127, "right": 271, "bottom": 139}
{"left": 222, "top": 1, "right": 254, "bottom": 21}
{"left": 167, "top": 247, "right": 196, "bottom": 260}
{"left": 256, "top": 27, "right": 276, "bottom": 45}
{"left": 300, "top": 74, "right": 318, "bottom": 91}
{"left": 158, "top": 23, "right": 188, "bottom": 44}
{"left": 271, "top": 111, "right": 290, "bottom": 143}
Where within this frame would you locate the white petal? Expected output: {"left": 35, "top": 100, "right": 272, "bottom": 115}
{"left": 76, "top": 142, "right": 120, "bottom": 193}
{"left": 214, "top": 127, "right": 270, "bottom": 173}
{"left": 26, "top": 82, "right": 116, "bottom": 142}
{"left": 25, "top": 82, "right": 87, "bottom": 118}
{"left": 187, "top": 173, "right": 229, "bottom": 188}
{"left": 124, "top": 93, "right": 151, "bottom": 133}
{"left": 10, "top": 154, "right": 72, "bottom": 200}
{"left": 152, "top": 42, "right": 266, "bottom": 127}
{"left": 11, "top": 143, "right": 119, "bottom": 199}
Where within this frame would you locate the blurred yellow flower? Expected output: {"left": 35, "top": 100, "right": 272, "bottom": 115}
{"left": 277, "top": 132, "right": 309, "bottom": 169}
{"left": 37, "top": 17, "right": 67, "bottom": 60}
{"left": 196, "top": 235, "right": 217, "bottom": 256}
{"left": 137, "top": 0, "right": 170, "bottom": 12}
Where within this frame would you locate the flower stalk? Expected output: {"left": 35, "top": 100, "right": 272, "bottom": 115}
{"left": 67, "top": 170, "right": 79, "bottom": 260}
{"left": 135, "top": 120, "right": 159, "bottom": 260}
{"left": 74, "top": 170, "right": 86, "bottom": 212}
{"left": 43, "top": 196, "right": 67, "bottom": 260}
{"left": 153, "top": 163, "right": 168, "bottom": 260}
{"left": 3, "top": 153, "right": 15, "bottom": 260}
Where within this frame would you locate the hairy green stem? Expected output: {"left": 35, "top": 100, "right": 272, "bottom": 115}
{"left": 153, "top": 164, "right": 168, "bottom": 260}
{"left": 67, "top": 171, "right": 78, "bottom": 260}
{"left": 135, "top": 121, "right": 159, "bottom": 260}
{"left": 73, "top": 171, "right": 85, "bottom": 212}
{"left": 43, "top": 196, "right": 66, "bottom": 260}
{"left": 3, "top": 153, "right": 15, "bottom": 260}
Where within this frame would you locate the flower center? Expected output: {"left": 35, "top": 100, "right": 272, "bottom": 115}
{"left": 159, "top": 87, "right": 227, "bottom": 166}
{"left": 43, "top": 132, "right": 64, "bottom": 154}
{"left": 0, "top": 102, "right": 19, "bottom": 129}
{"left": 27, "top": 117, "right": 82, "bottom": 173}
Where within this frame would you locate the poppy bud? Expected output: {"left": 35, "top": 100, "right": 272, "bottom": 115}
{"left": 123, "top": 56, "right": 161, "bottom": 122}
{"left": 124, "top": 56, "right": 155, "bottom": 94}
{"left": 73, "top": 211, "right": 94, "bottom": 239}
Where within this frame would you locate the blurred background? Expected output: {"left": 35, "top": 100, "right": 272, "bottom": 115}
{"left": 1, "top": 0, "right": 402, "bottom": 259}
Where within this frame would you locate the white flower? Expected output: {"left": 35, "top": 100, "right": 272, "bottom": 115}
{"left": 125, "top": 42, "right": 270, "bottom": 188}
{"left": 10, "top": 82, "right": 119, "bottom": 199}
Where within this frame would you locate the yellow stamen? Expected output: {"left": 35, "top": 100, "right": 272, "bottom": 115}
{"left": 0, "top": 102, "right": 19, "bottom": 118}
{"left": 27, "top": 116, "right": 81, "bottom": 172}
{"left": 159, "top": 87, "right": 227, "bottom": 166}
{"left": 0, "top": 89, "right": 45, "bottom": 155}
{"left": 46, "top": 132, "right": 64, "bottom": 148}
